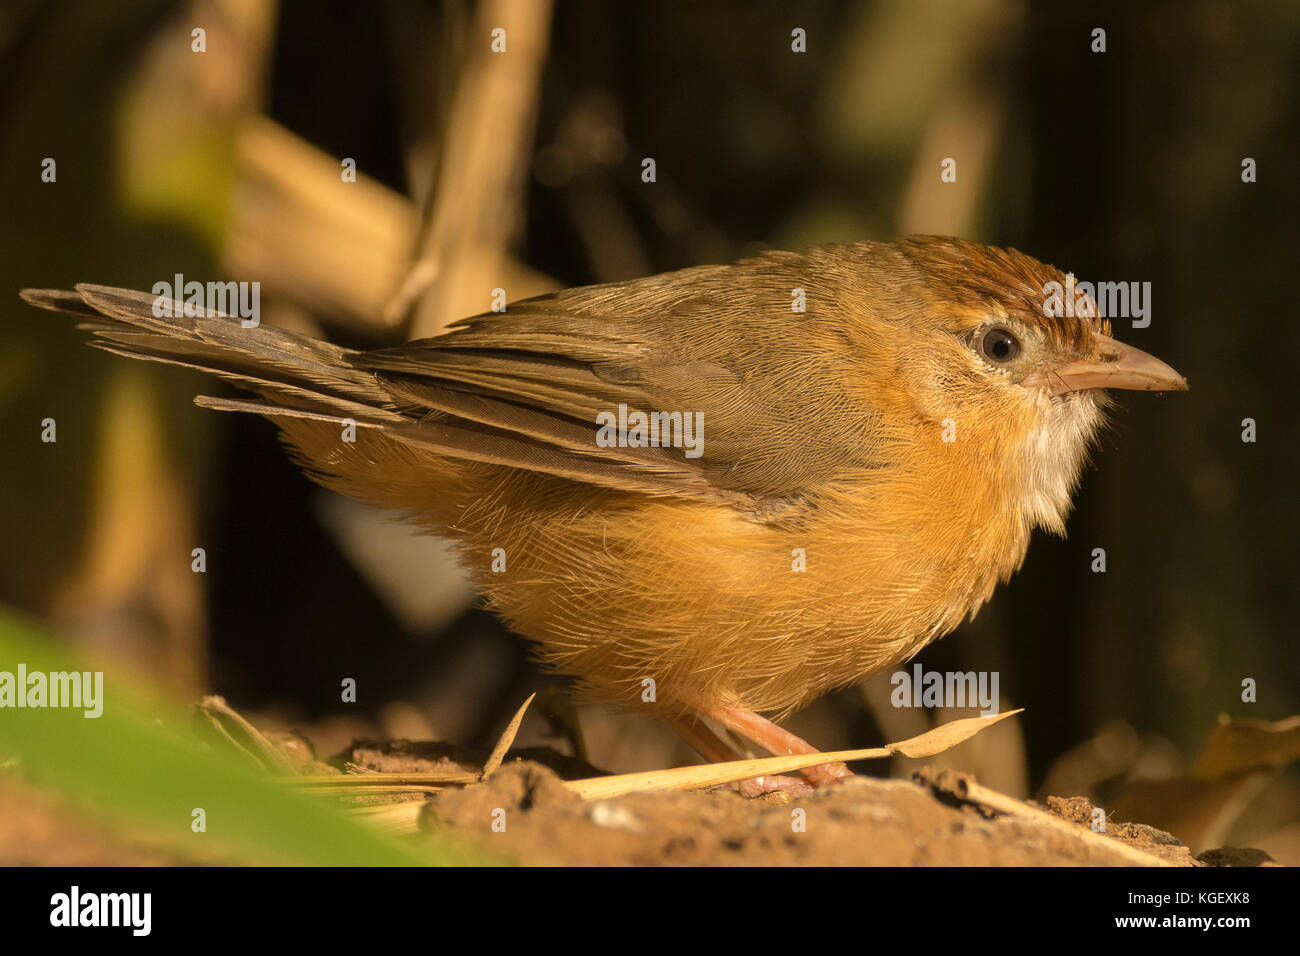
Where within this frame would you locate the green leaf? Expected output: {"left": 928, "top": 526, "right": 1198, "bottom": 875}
{"left": 0, "top": 607, "right": 490, "bottom": 865}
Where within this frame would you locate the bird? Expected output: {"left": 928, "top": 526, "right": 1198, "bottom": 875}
{"left": 22, "top": 236, "right": 1187, "bottom": 791}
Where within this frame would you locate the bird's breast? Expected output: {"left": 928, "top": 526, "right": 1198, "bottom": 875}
{"left": 475, "top": 458, "right": 1035, "bottom": 716}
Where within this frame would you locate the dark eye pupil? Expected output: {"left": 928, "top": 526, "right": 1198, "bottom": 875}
{"left": 981, "top": 328, "right": 1019, "bottom": 362}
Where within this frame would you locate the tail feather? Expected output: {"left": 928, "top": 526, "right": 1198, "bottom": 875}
{"left": 24, "top": 284, "right": 390, "bottom": 406}
{"left": 20, "top": 284, "right": 737, "bottom": 507}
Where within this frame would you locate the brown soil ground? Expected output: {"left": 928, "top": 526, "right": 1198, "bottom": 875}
{"left": 2, "top": 735, "right": 1280, "bottom": 867}
{"left": 349, "top": 740, "right": 1261, "bottom": 866}
{"left": 420, "top": 763, "right": 1195, "bottom": 865}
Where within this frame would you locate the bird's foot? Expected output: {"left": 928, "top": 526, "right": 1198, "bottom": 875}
{"left": 704, "top": 702, "right": 854, "bottom": 787}
{"left": 664, "top": 714, "right": 819, "bottom": 795}
{"left": 736, "top": 773, "right": 815, "bottom": 797}
{"left": 664, "top": 703, "right": 855, "bottom": 792}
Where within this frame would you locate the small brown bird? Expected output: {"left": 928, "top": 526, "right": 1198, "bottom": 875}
{"left": 23, "top": 236, "right": 1187, "bottom": 790}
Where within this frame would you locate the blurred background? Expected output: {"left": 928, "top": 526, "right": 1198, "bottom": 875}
{"left": 1, "top": 0, "right": 1297, "bottom": 861}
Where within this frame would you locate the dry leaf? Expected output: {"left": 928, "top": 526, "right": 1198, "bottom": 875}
{"left": 889, "top": 709, "right": 1024, "bottom": 758}
{"left": 1193, "top": 714, "right": 1300, "bottom": 779}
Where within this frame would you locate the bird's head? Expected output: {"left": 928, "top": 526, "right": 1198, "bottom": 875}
{"left": 869, "top": 236, "right": 1188, "bottom": 533}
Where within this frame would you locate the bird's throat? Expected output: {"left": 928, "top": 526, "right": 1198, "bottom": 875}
{"left": 1013, "top": 391, "right": 1108, "bottom": 535}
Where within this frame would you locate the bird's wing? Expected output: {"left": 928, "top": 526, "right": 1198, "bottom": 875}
{"left": 354, "top": 259, "right": 890, "bottom": 500}
{"left": 23, "top": 253, "right": 892, "bottom": 508}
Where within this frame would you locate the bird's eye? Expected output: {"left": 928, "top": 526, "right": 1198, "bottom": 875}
{"left": 979, "top": 327, "right": 1021, "bottom": 363}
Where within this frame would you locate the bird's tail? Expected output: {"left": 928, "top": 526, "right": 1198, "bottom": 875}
{"left": 19, "top": 283, "right": 403, "bottom": 426}
{"left": 18, "top": 284, "right": 481, "bottom": 522}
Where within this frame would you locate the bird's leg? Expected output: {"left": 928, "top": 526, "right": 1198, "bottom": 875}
{"left": 701, "top": 703, "right": 853, "bottom": 788}
{"left": 662, "top": 712, "right": 739, "bottom": 763}
{"left": 661, "top": 713, "right": 812, "bottom": 796}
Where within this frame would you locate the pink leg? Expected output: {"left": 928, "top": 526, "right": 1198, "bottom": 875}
{"left": 662, "top": 712, "right": 740, "bottom": 764}
{"left": 662, "top": 713, "right": 814, "bottom": 796}
{"left": 704, "top": 703, "right": 853, "bottom": 788}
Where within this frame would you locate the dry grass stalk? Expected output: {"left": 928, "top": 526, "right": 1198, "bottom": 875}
{"left": 315, "top": 710, "right": 1024, "bottom": 805}
{"left": 564, "top": 710, "right": 1023, "bottom": 800}
{"left": 481, "top": 692, "right": 536, "bottom": 779}
{"left": 226, "top": 117, "right": 418, "bottom": 331}
{"left": 346, "top": 801, "right": 426, "bottom": 836}
{"left": 194, "top": 695, "right": 298, "bottom": 775}
{"left": 392, "top": 0, "right": 555, "bottom": 335}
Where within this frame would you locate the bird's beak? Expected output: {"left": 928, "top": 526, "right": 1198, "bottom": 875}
{"left": 1026, "top": 333, "right": 1189, "bottom": 395}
